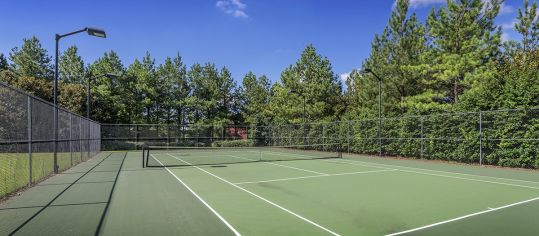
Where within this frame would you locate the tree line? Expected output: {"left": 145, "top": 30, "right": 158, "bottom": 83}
{"left": 1, "top": 0, "right": 538, "bottom": 128}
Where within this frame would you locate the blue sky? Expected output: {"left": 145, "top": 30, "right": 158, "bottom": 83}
{"left": 0, "top": 0, "right": 525, "bottom": 84}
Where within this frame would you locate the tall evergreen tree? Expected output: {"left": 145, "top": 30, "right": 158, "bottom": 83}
{"left": 215, "top": 66, "right": 237, "bottom": 126}
{"left": 129, "top": 52, "right": 159, "bottom": 123}
{"left": 239, "top": 72, "right": 271, "bottom": 125}
{"left": 157, "top": 54, "right": 189, "bottom": 124}
{"left": 186, "top": 63, "right": 205, "bottom": 124}
{"left": 354, "top": 0, "right": 429, "bottom": 115}
{"left": 515, "top": 0, "right": 538, "bottom": 52}
{"left": 269, "top": 45, "right": 343, "bottom": 123}
{"left": 9, "top": 36, "right": 53, "bottom": 80}
{"left": 87, "top": 51, "right": 125, "bottom": 123}
{"left": 59, "top": 46, "right": 85, "bottom": 84}
{"left": 0, "top": 53, "right": 8, "bottom": 71}
{"left": 426, "top": 0, "right": 502, "bottom": 104}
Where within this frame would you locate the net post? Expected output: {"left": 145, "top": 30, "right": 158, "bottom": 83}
{"left": 142, "top": 145, "right": 145, "bottom": 168}
{"left": 145, "top": 148, "right": 150, "bottom": 167}
{"left": 27, "top": 96, "right": 33, "bottom": 186}
{"left": 479, "top": 111, "right": 483, "bottom": 166}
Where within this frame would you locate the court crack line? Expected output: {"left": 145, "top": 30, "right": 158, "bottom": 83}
{"left": 167, "top": 154, "right": 342, "bottom": 236}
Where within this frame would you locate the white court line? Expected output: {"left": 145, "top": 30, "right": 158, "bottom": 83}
{"left": 386, "top": 196, "right": 539, "bottom": 236}
{"left": 226, "top": 155, "right": 328, "bottom": 175}
{"left": 340, "top": 157, "right": 539, "bottom": 185}
{"left": 151, "top": 155, "right": 241, "bottom": 236}
{"left": 234, "top": 169, "right": 397, "bottom": 185}
{"left": 260, "top": 152, "right": 539, "bottom": 190}
{"left": 168, "top": 154, "right": 341, "bottom": 236}
{"left": 333, "top": 159, "right": 539, "bottom": 191}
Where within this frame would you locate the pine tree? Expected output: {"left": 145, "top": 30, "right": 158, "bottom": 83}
{"left": 215, "top": 66, "right": 237, "bottom": 126}
{"left": 9, "top": 36, "right": 53, "bottom": 80}
{"left": 157, "top": 53, "right": 189, "bottom": 124}
{"left": 186, "top": 63, "right": 205, "bottom": 124}
{"left": 0, "top": 53, "right": 8, "bottom": 71}
{"left": 239, "top": 72, "right": 271, "bottom": 125}
{"left": 426, "top": 0, "right": 502, "bottom": 104}
{"left": 355, "top": 0, "right": 429, "bottom": 115}
{"left": 515, "top": 0, "right": 538, "bottom": 52}
{"left": 87, "top": 51, "right": 125, "bottom": 123}
{"left": 269, "top": 45, "right": 343, "bottom": 123}
{"left": 59, "top": 46, "right": 85, "bottom": 84}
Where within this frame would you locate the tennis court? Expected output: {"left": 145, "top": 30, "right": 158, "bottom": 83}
{"left": 1, "top": 145, "right": 539, "bottom": 236}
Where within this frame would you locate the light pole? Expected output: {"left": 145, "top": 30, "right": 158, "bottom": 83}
{"left": 54, "top": 27, "right": 106, "bottom": 173}
{"left": 290, "top": 88, "right": 306, "bottom": 145}
{"left": 362, "top": 68, "right": 382, "bottom": 157}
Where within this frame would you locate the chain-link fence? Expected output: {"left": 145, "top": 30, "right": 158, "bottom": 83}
{"left": 102, "top": 108, "right": 539, "bottom": 169}
{"left": 0, "top": 82, "right": 101, "bottom": 199}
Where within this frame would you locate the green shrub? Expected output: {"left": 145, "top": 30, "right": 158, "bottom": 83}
{"left": 212, "top": 139, "right": 254, "bottom": 147}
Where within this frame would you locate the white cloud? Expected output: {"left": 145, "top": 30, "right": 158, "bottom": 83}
{"left": 501, "top": 19, "right": 517, "bottom": 30}
{"left": 499, "top": 2, "right": 515, "bottom": 15}
{"left": 501, "top": 32, "right": 511, "bottom": 42}
{"left": 500, "top": 18, "right": 519, "bottom": 42}
{"left": 339, "top": 72, "right": 351, "bottom": 84}
{"left": 409, "top": 0, "right": 445, "bottom": 8}
{"left": 216, "top": 0, "right": 248, "bottom": 18}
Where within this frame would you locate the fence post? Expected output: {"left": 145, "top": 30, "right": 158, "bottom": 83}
{"left": 27, "top": 96, "right": 32, "bottom": 186}
{"left": 347, "top": 120, "right": 351, "bottom": 154}
{"left": 420, "top": 116, "right": 424, "bottom": 159}
{"left": 87, "top": 119, "right": 91, "bottom": 159}
{"left": 166, "top": 124, "right": 170, "bottom": 146}
{"left": 322, "top": 123, "right": 326, "bottom": 150}
{"left": 69, "top": 113, "right": 73, "bottom": 166}
{"left": 479, "top": 111, "right": 483, "bottom": 166}
{"left": 80, "top": 118, "right": 83, "bottom": 161}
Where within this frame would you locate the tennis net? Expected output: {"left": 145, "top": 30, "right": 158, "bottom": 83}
{"left": 143, "top": 143, "right": 343, "bottom": 167}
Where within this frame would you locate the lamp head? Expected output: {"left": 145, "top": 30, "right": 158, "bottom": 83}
{"left": 86, "top": 28, "right": 106, "bottom": 38}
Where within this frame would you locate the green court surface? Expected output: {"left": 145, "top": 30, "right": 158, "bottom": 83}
{"left": 1, "top": 150, "right": 539, "bottom": 235}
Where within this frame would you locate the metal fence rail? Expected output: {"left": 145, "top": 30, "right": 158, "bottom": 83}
{"left": 0, "top": 82, "right": 101, "bottom": 198}
{"left": 101, "top": 108, "right": 539, "bottom": 169}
